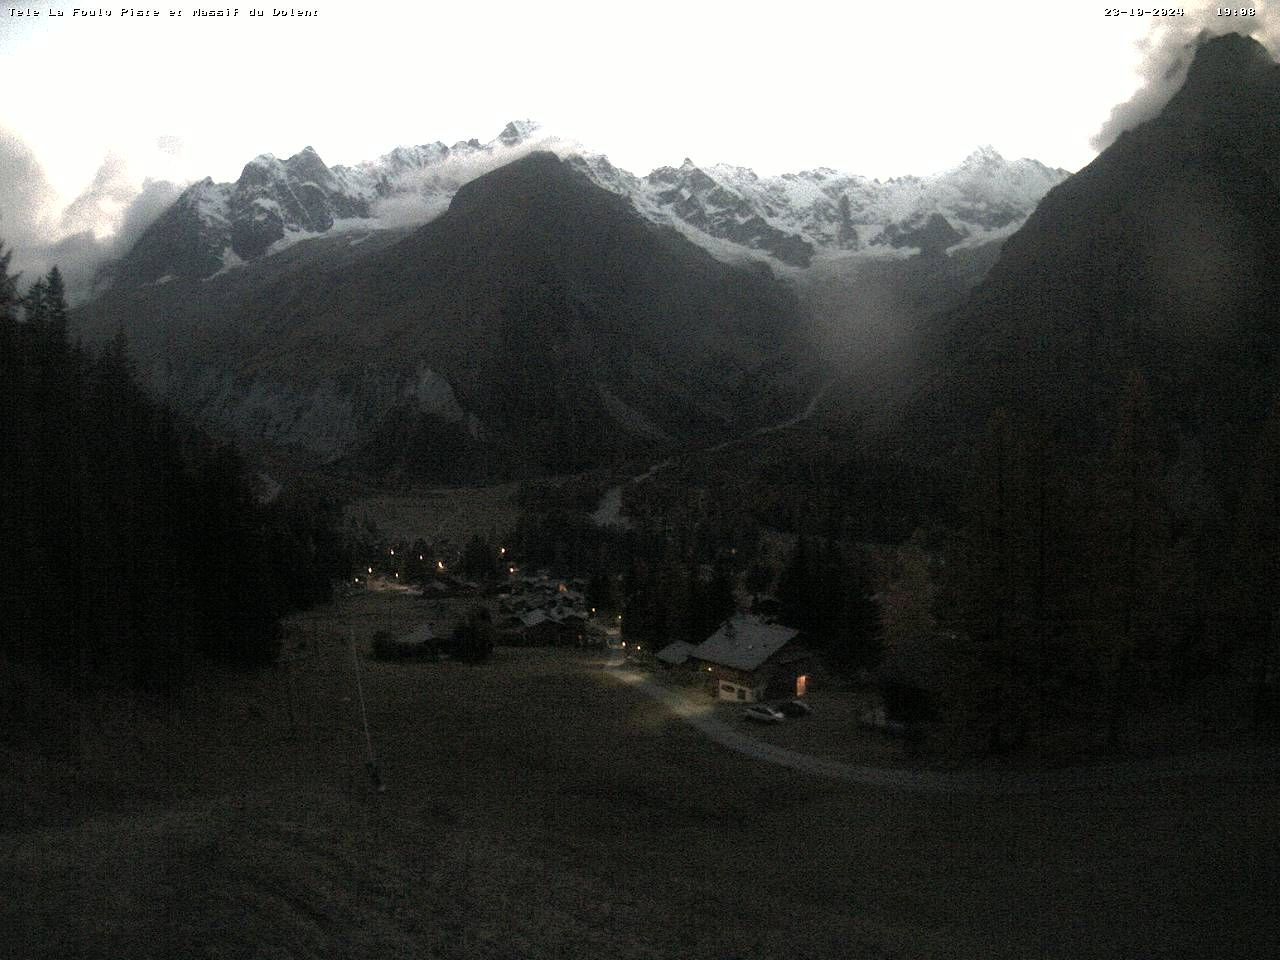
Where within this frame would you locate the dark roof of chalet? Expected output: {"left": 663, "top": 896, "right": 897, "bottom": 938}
{"left": 520, "top": 609, "right": 549, "bottom": 628}
{"left": 397, "top": 623, "right": 435, "bottom": 646}
{"left": 656, "top": 640, "right": 695, "bottom": 665}
{"left": 689, "top": 614, "right": 799, "bottom": 672}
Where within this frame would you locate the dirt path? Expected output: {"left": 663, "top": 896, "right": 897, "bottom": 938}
{"left": 601, "top": 664, "right": 1280, "bottom": 796}
{"left": 592, "top": 380, "right": 834, "bottom": 528}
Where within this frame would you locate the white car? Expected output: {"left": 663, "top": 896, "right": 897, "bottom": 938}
{"left": 742, "top": 704, "right": 786, "bottom": 724}
{"left": 773, "top": 699, "right": 812, "bottom": 718}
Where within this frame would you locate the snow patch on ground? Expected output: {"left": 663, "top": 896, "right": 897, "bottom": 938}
{"left": 205, "top": 245, "right": 245, "bottom": 280}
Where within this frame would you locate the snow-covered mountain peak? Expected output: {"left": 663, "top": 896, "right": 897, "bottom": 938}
{"left": 178, "top": 177, "right": 230, "bottom": 223}
{"left": 498, "top": 120, "right": 542, "bottom": 146}
{"left": 111, "top": 124, "right": 1072, "bottom": 285}
{"left": 959, "top": 145, "right": 1005, "bottom": 167}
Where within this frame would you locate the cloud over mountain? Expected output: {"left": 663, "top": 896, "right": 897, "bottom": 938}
{"left": 0, "top": 129, "right": 182, "bottom": 299}
{"left": 1092, "top": 5, "right": 1280, "bottom": 151}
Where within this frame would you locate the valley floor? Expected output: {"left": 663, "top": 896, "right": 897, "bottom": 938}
{"left": 2, "top": 591, "right": 1278, "bottom": 959}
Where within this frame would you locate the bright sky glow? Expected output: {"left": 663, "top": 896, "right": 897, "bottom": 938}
{"left": 0, "top": 1, "right": 1267, "bottom": 226}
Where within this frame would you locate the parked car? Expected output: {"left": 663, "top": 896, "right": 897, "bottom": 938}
{"left": 743, "top": 704, "right": 786, "bottom": 724}
{"left": 773, "top": 699, "right": 812, "bottom": 718}
{"left": 371, "top": 627, "right": 439, "bottom": 661}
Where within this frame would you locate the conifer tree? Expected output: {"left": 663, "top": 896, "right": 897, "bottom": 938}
{"left": 837, "top": 194, "right": 857, "bottom": 247}
{"left": 45, "top": 266, "right": 68, "bottom": 334}
{"left": 776, "top": 536, "right": 813, "bottom": 633}
{"left": 942, "top": 408, "right": 1037, "bottom": 752}
{"left": 22, "top": 277, "right": 48, "bottom": 326}
{"left": 881, "top": 532, "right": 940, "bottom": 690}
{"left": 1233, "top": 400, "right": 1280, "bottom": 725}
{"left": 0, "top": 241, "right": 18, "bottom": 322}
{"left": 1089, "top": 371, "right": 1174, "bottom": 747}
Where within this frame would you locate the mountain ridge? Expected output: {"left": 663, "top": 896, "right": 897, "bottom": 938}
{"left": 75, "top": 152, "right": 820, "bottom": 482}
{"left": 104, "top": 124, "right": 1069, "bottom": 286}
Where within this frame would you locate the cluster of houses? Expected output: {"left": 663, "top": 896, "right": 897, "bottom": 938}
{"left": 359, "top": 542, "right": 818, "bottom": 705}
{"left": 495, "top": 573, "right": 605, "bottom": 646}
{"left": 419, "top": 573, "right": 485, "bottom": 600}
{"left": 655, "top": 613, "right": 812, "bottom": 703}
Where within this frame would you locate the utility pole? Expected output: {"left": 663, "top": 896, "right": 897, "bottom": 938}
{"left": 350, "top": 628, "right": 384, "bottom": 792}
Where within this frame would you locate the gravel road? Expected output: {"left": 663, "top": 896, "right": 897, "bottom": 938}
{"left": 601, "top": 664, "right": 1280, "bottom": 796}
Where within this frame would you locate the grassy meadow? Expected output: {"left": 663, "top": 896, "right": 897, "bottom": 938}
{"left": 2, "top": 590, "right": 1277, "bottom": 960}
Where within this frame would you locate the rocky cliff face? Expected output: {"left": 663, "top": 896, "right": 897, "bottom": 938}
{"left": 148, "top": 359, "right": 471, "bottom": 461}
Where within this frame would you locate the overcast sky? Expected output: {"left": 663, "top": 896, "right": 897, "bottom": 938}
{"left": 1, "top": 0, "right": 1275, "bottom": 246}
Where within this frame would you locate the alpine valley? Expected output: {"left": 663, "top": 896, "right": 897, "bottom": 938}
{"left": 9, "top": 29, "right": 1280, "bottom": 960}
{"left": 72, "top": 122, "right": 1067, "bottom": 481}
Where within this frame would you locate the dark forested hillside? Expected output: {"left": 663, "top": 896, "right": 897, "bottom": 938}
{"left": 0, "top": 242, "right": 344, "bottom": 710}
{"left": 913, "top": 33, "right": 1280, "bottom": 476}
{"left": 882, "top": 34, "right": 1280, "bottom": 749}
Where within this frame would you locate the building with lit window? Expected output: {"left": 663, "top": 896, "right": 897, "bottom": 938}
{"left": 668, "top": 614, "right": 812, "bottom": 702}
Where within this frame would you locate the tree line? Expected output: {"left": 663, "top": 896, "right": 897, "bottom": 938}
{"left": 878, "top": 371, "right": 1280, "bottom": 754}
{"left": 0, "top": 241, "right": 346, "bottom": 709}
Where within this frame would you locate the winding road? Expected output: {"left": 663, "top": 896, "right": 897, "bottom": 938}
{"left": 602, "top": 663, "right": 1280, "bottom": 797}
{"left": 591, "top": 379, "right": 835, "bottom": 528}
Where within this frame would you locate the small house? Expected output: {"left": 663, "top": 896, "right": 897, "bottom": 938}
{"left": 518, "top": 608, "right": 563, "bottom": 646}
{"left": 688, "top": 614, "right": 812, "bottom": 702}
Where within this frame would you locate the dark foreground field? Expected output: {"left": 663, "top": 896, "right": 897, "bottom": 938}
{"left": 3, "top": 592, "right": 1278, "bottom": 959}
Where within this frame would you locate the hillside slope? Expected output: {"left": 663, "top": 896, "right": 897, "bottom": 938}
{"left": 75, "top": 153, "right": 818, "bottom": 481}
{"left": 906, "top": 32, "right": 1280, "bottom": 480}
